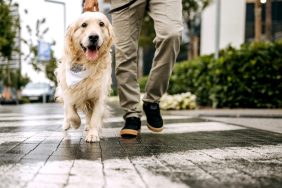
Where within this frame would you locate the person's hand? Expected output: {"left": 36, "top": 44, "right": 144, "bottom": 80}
{"left": 83, "top": 0, "right": 99, "bottom": 12}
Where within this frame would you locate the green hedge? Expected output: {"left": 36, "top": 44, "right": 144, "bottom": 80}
{"left": 168, "top": 41, "right": 282, "bottom": 108}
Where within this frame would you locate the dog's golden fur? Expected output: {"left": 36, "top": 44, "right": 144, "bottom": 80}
{"left": 55, "top": 12, "right": 114, "bottom": 142}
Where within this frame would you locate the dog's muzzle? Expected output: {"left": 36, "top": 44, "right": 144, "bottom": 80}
{"left": 80, "top": 35, "right": 101, "bottom": 61}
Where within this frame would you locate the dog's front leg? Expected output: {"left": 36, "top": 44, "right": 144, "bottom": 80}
{"left": 63, "top": 105, "right": 70, "bottom": 130}
{"left": 65, "top": 103, "right": 81, "bottom": 129}
{"left": 85, "top": 99, "right": 104, "bottom": 142}
{"left": 84, "top": 111, "right": 91, "bottom": 131}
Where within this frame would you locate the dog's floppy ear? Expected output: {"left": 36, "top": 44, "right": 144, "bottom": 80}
{"left": 64, "top": 24, "right": 76, "bottom": 56}
{"left": 106, "top": 23, "right": 116, "bottom": 48}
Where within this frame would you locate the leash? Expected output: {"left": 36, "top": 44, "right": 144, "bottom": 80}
{"left": 109, "top": 0, "right": 138, "bottom": 14}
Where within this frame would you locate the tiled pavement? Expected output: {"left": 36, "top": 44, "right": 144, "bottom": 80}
{"left": 0, "top": 103, "right": 282, "bottom": 188}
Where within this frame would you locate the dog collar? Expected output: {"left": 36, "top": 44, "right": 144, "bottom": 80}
{"left": 66, "top": 64, "right": 90, "bottom": 87}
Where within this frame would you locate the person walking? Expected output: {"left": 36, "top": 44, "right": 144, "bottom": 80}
{"left": 84, "top": 0, "right": 183, "bottom": 138}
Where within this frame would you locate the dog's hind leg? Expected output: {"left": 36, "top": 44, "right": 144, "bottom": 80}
{"left": 85, "top": 99, "right": 104, "bottom": 143}
{"left": 84, "top": 111, "right": 91, "bottom": 131}
{"left": 83, "top": 101, "right": 94, "bottom": 131}
{"left": 63, "top": 106, "right": 70, "bottom": 130}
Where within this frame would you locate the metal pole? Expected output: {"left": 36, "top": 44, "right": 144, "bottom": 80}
{"left": 45, "top": 0, "right": 66, "bottom": 32}
{"left": 214, "top": 0, "right": 221, "bottom": 59}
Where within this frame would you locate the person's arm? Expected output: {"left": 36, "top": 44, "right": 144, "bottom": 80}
{"left": 83, "top": 0, "right": 99, "bottom": 12}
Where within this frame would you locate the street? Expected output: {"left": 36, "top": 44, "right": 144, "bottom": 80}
{"left": 0, "top": 102, "right": 281, "bottom": 188}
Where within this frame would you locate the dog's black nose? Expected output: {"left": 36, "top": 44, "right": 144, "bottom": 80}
{"left": 89, "top": 35, "right": 99, "bottom": 42}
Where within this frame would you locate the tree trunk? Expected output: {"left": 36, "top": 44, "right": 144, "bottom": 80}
{"left": 6, "top": 59, "right": 12, "bottom": 86}
{"left": 188, "top": 36, "right": 199, "bottom": 60}
{"left": 192, "top": 36, "right": 199, "bottom": 59}
{"left": 187, "top": 21, "right": 193, "bottom": 60}
{"left": 255, "top": 0, "right": 262, "bottom": 42}
{"left": 265, "top": 0, "right": 272, "bottom": 41}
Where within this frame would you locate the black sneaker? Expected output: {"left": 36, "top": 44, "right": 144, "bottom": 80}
{"left": 143, "top": 102, "right": 163, "bottom": 132}
{"left": 120, "top": 117, "right": 141, "bottom": 138}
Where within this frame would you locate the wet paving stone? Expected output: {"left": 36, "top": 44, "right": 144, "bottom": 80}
{"left": 0, "top": 103, "right": 281, "bottom": 187}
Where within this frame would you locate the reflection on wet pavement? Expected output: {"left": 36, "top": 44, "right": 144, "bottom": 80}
{"left": 0, "top": 103, "right": 281, "bottom": 188}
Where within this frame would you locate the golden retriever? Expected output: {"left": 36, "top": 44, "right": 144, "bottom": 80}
{"left": 55, "top": 12, "right": 114, "bottom": 142}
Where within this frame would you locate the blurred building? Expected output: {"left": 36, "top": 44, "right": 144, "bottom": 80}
{"left": 201, "top": 0, "right": 282, "bottom": 55}
{"left": 245, "top": 0, "right": 282, "bottom": 41}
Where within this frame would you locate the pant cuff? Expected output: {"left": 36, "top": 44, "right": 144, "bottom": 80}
{"left": 123, "top": 112, "right": 142, "bottom": 120}
{"left": 142, "top": 98, "right": 160, "bottom": 104}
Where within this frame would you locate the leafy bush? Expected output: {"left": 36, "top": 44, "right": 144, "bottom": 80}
{"left": 168, "top": 41, "right": 282, "bottom": 108}
{"left": 139, "top": 76, "right": 148, "bottom": 93}
{"left": 0, "top": 69, "right": 30, "bottom": 89}
{"left": 169, "top": 55, "right": 213, "bottom": 106}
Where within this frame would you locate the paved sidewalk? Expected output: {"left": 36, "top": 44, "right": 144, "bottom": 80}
{"left": 164, "top": 109, "right": 282, "bottom": 134}
{"left": 165, "top": 109, "right": 282, "bottom": 118}
{"left": 0, "top": 103, "right": 281, "bottom": 188}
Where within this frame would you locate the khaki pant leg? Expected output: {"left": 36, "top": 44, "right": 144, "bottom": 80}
{"left": 112, "top": 0, "right": 146, "bottom": 119}
{"left": 143, "top": 0, "right": 183, "bottom": 103}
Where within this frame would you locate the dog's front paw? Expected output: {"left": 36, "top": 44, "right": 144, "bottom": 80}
{"left": 69, "top": 117, "right": 81, "bottom": 129}
{"left": 85, "top": 130, "right": 100, "bottom": 142}
{"left": 84, "top": 125, "right": 89, "bottom": 131}
{"left": 67, "top": 109, "right": 81, "bottom": 129}
{"left": 70, "top": 121, "right": 80, "bottom": 129}
{"left": 63, "top": 121, "right": 70, "bottom": 131}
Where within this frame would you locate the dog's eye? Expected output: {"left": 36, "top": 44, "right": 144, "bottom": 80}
{"left": 81, "top": 23, "right": 87, "bottom": 28}
{"left": 99, "top": 21, "right": 105, "bottom": 27}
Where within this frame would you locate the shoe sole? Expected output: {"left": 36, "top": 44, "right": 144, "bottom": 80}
{"left": 120, "top": 129, "right": 140, "bottom": 137}
{"left": 147, "top": 123, "right": 163, "bottom": 132}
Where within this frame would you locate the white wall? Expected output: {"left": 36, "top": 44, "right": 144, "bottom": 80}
{"left": 200, "top": 0, "right": 246, "bottom": 55}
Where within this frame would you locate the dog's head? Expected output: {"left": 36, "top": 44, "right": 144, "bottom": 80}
{"left": 65, "top": 12, "right": 114, "bottom": 62}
